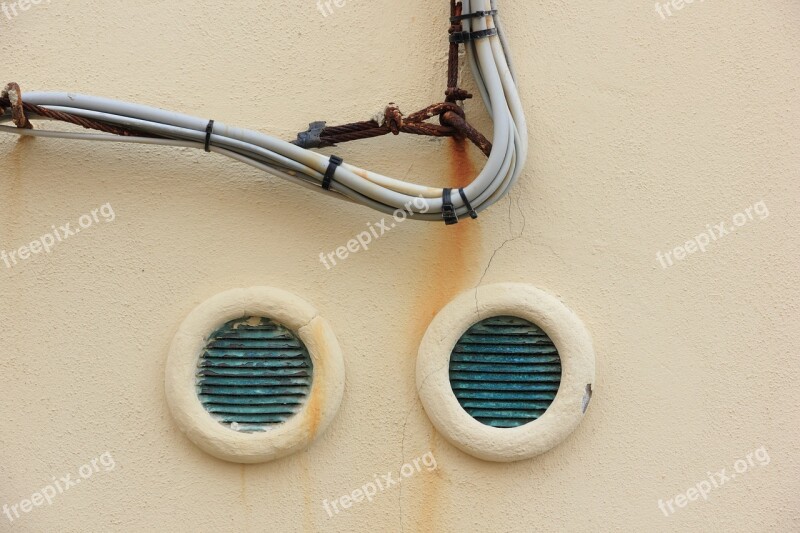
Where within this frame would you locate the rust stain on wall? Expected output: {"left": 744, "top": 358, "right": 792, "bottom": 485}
{"left": 4, "top": 137, "right": 32, "bottom": 234}
{"left": 300, "top": 319, "right": 329, "bottom": 533}
{"left": 412, "top": 138, "right": 482, "bottom": 338}
{"left": 300, "top": 401, "right": 320, "bottom": 532}
{"left": 409, "top": 139, "right": 483, "bottom": 531}
{"left": 303, "top": 321, "right": 327, "bottom": 441}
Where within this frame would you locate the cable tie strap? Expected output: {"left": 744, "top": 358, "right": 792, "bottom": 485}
{"left": 450, "top": 10, "right": 498, "bottom": 23}
{"left": 449, "top": 28, "right": 498, "bottom": 44}
{"left": 205, "top": 120, "right": 214, "bottom": 152}
{"left": 458, "top": 188, "right": 478, "bottom": 219}
{"left": 442, "top": 188, "right": 459, "bottom": 225}
{"left": 322, "top": 155, "right": 343, "bottom": 191}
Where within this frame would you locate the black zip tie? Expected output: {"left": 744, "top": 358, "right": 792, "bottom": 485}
{"left": 458, "top": 188, "right": 478, "bottom": 219}
{"left": 322, "top": 155, "right": 343, "bottom": 190}
{"left": 450, "top": 10, "right": 497, "bottom": 22}
{"left": 205, "top": 120, "right": 214, "bottom": 152}
{"left": 449, "top": 28, "right": 498, "bottom": 44}
{"left": 442, "top": 188, "right": 459, "bottom": 225}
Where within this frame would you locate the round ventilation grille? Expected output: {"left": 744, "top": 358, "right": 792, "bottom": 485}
{"left": 166, "top": 287, "right": 345, "bottom": 463}
{"left": 197, "top": 317, "right": 313, "bottom": 433}
{"left": 449, "top": 316, "right": 561, "bottom": 428}
{"left": 416, "top": 283, "right": 595, "bottom": 462}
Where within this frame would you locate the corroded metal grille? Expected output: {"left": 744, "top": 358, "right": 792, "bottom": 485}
{"left": 196, "top": 317, "right": 313, "bottom": 433}
{"left": 449, "top": 316, "right": 561, "bottom": 428}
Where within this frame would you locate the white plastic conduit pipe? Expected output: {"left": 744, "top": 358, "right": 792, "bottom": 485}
{"left": 0, "top": 0, "right": 526, "bottom": 222}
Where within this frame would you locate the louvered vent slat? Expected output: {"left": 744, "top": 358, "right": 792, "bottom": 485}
{"left": 196, "top": 317, "right": 313, "bottom": 433}
{"left": 449, "top": 316, "right": 561, "bottom": 428}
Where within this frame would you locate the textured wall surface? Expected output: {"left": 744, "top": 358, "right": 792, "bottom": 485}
{"left": 0, "top": 1, "right": 798, "bottom": 531}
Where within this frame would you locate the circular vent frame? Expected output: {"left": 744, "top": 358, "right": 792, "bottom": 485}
{"left": 165, "top": 287, "right": 345, "bottom": 464}
{"left": 416, "top": 283, "right": 595, "bottom": 463}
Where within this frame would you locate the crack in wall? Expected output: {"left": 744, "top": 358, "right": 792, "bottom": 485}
{"left": 474, "top": 192, "right": 528, "bottom": 314}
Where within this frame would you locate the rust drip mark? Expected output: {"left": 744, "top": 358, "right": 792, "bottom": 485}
{"left": 406, "top": 138, "right": 479, "bottom": 532}
{"left": 412, "top": 138, "right": 482, "bottom": 340}
{"left": 298, "top": 320, "right": 326, "bottom": 532}
{"left": 305, "top": 386, "right": 323, "bottom": 439}
{"left": 448, "top": 138, "right": 475, "bottom": 189}
{"left": 4, "top": 137, "right": 33, "bottom": 239}
{"left": 304, "top": 320, "right": 327, "bottom": 441}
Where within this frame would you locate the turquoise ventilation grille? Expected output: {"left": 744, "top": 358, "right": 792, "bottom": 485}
{"left": 196, "top": 317, "right": 313, "bottom": 433}
{"left": 449, "top": 316, "right": 562, "bottom": 428}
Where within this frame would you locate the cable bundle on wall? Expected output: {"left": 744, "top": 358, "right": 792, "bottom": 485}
{"left": 0, "top": 0, "right": 526, "bottom": 223}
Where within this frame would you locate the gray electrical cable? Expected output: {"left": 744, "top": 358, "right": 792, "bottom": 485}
{"left": 0, "top": 0, "right": 526, "bottom": 223}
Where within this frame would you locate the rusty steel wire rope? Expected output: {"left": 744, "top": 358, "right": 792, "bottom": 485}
{"left": 0, "top": 0, "right": 526, "bottom": 223}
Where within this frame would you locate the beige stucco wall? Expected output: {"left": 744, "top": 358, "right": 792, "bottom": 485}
{"left": 1, "top": 1, "right": 798, "bottom": 531}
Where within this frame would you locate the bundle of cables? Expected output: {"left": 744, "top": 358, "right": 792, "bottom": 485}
{"left": 0, "top": 0, "right": 526, "bottom": 223}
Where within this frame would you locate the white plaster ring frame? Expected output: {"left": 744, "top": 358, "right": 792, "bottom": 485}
{"left": 416, "top": 283, "right": 595, "bottom": 462}
{"left": 165, "top": 287, "right": 345, "bottom": 464}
